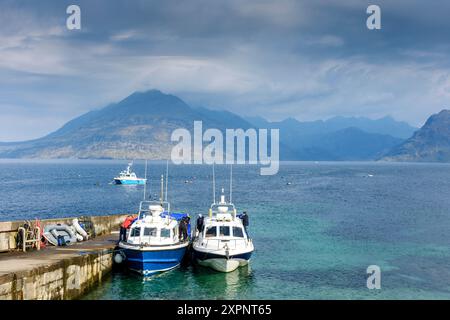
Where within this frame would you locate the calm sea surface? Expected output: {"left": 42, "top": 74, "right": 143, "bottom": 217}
{"left": 1, "top": 159, "right": 450, "bottom": 299}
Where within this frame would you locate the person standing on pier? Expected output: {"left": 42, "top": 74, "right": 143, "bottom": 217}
{"left": 120, "top": 215, "right": 137, "bottom": 242}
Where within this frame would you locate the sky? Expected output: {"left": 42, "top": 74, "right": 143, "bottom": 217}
{"left": 1, "top": 0, "right": 450, "bottom": 141}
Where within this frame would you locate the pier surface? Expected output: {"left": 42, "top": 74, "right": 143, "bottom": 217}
{"left": 0, "top": 232, "right": 121, "bottom": 300}
{"left": 0, "top": 213, "right": 128, "bottom": 300}
{"left": 0, "top": 214, "right": 127, "bottom": 300}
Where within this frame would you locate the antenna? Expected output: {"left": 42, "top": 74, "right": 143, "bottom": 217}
{"left": 165, "top": 160, "right": 169, "bottom": 202}
{"left": 143, "top": 160, "right": 148, "bottom": 200}
{"left": 230, "top": 164, "right": 233, "bottom": 203}
{"left": 212, "top": 163, "right": 216, "bottom": 204}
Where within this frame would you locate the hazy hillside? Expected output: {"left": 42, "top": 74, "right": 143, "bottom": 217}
{"left": 382, "top": 110, "right": 450, "bottom": 162}
{"left": 0, "top": 90, "right": 242, "bottom": 159}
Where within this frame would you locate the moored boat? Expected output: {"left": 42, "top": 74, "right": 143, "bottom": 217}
{"left": 118, "top": 201, "right": 190, "bottom": 275}
{"left": 192, "top": 166, "right": 254, "bottom": 273}
{"left": 117, "top": 170, "right": 191, "bottom": 276}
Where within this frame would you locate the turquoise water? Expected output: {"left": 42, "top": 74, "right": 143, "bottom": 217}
{"left": 2, "top": 160, "right": 450, "bottom": 299}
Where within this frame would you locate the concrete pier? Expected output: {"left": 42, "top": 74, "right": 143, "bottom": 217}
{"left": 0, "top": 214, "right": 129, "bottom": 300}
{"left": 0, "top": 214, "right": 128, "bottom": 252}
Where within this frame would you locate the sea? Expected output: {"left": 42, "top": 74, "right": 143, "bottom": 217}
{"left": 1, "top": 159, "right": 450, "bottom": 299}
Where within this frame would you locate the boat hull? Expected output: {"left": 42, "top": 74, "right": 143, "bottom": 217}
{"left": 193, "top": 250, "right": 252, "bottom": 273}
{"left": 114, "top": 178, "right": 146, "bottom": 185}
{"left": 120, "top": 243, "right": 189, "bottom": 275}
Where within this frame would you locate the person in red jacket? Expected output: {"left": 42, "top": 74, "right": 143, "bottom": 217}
{"left": 119, "top": 215, "right": 137, "bottom": 242}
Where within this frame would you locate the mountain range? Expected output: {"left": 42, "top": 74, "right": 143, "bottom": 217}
{"left": 0, "top": 90, "right": 254, "bottom": 159}
{"left": 244, "top": 116, "right": 413, "bottom": 160}
{"left": 1, "top": 89, "right": 444, "bottom": 162}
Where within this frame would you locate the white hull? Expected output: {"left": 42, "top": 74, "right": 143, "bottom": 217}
{"left": 197, "top": 258, "right": 247, "bottom": 273}
{"left": 192, "top": 241, "right": 254, "bottom": 273}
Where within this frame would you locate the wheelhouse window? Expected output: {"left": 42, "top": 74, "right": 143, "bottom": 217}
{"left": 205, "top": 226, "right": 217, "bottom": 238}
{"left": 144, "top": 227, "right": 157, "bottom": 237}
{"left": 232, "top": 227, "right": 244, "bottom": 238}
{"left": 161, "top": 228, "right": 171, "bottom": 238}
{"left": 219, "top": 226, "right": 230, "bottom": 236}
{"left": 130, "top": 227, "right": 141, "bottom": 237}
{"left": 139, "top": 211, "right": 149, "bottom": 219}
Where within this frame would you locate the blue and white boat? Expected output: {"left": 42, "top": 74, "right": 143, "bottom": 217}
{"left": 118, "top": 174, "right": 191, "bottom": 276}
{"left": 113, "top": 162, "right": 146, "bottom": 185}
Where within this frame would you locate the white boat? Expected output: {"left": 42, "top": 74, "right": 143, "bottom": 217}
{"left": 114, "top": 162, "right": 146, "bottom": 185}
{"left": 192, "top": 166, "right": 254, "bottom": 273}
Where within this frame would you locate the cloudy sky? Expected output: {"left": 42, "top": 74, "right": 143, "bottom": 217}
{"left": 1, "top": 0, "right": 450, "bottom": 141}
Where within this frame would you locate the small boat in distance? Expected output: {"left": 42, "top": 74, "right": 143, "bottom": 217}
{"left": 113, "top": 162, "right": 146, "bottom": 185}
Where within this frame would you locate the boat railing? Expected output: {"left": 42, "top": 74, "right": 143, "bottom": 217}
{"left": 201, "top": 238, "right": 250, "bottom": 250}
{"left": 138, "top": 200, "right": 171, "bottom": 219}
{"left": 208, "top": 204, "right": 238, "bottom": 221}
{"left": 210, "top": 203, "right": 236, "bottom": 213}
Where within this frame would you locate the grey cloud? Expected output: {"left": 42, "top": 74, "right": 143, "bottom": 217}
{"left": 0, "top": 0, "right": 450, "bottom": 140}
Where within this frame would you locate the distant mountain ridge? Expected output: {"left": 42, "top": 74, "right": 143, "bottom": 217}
{"left": 382, "top": 110, "right": 450, "bottom": 162}
{"left": 292, "top": 127, "right": 403, "bottom": 161}
{"left": 245, "top": 115, "right": 417, "bottom": 139}
{"left": 0, "top": 89, "right": 418, "bottom": 161}
{"left": 245, "top": 115, "right": 412, "bottom": 160}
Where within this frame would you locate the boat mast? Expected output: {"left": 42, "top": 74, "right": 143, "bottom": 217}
{"left": 159, "top": 174, "right": 164, "bottom": 204}
{"left": 165, "top": 160, "right": 169, "bottom": 202}
{"left": 229, "top": 164, "right": 233, "bottom": 203}
{"left": 143, "top": 160, "right": 148, "bottom": 200}
{"left": 212, "top": 163, "right": 216, "bottom": 204}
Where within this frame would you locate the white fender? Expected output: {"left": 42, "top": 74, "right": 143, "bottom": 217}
{"left": 114, "top": 253, "right": 123, "bottom": 264}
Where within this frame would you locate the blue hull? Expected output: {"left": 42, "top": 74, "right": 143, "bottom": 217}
{"left": 114, "top": 179, "right": 146, "bottom": 185}
{"left": 124, "top": 246, "right": 188, "bottom": 275}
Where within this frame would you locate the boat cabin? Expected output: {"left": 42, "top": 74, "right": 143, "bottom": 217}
{"left": 127, "top": 220, "right": 179, "bottom": 246}
{"left": 126, "top": 201, "right": 180, "bottom": 246}
{"left": 118, "top": 164, "right": 137, "bottom": 179}
{"left": 203, "top": 223, "right": 246, "bottom": 239}
{"left": 197, "top": 194, "right": 250, "bottom": 250}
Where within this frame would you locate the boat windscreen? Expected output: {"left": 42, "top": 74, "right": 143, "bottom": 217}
{"left": 205, "top": 226, "right": 217, "bottom": 238}
{"left": 161, "top": 228, "right": 171, "bottom": 238}
{"left": 219, "top": 226, "right": 230, "bottom": 236}
{"left": 143, "top": 227, "right": 157, "bottom": 236}
{"left": 130, "top": 227, "right": 140, "bottom": 237}
{"left": 232, "top": 227, "right": 244, "bottom": 238}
